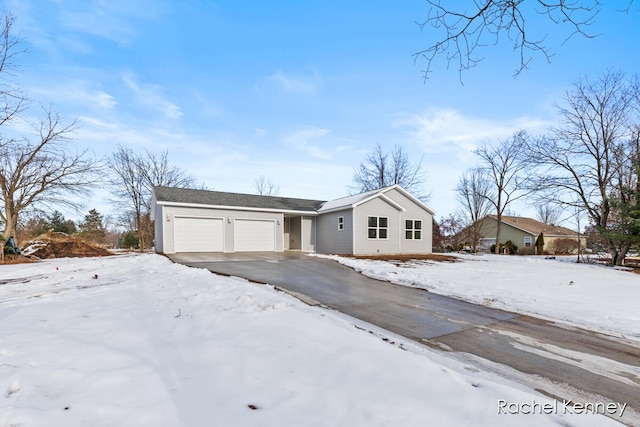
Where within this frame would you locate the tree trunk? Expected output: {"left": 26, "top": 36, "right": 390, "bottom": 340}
{"left": 615, "top": 242, "right": 632, "bottom": 266}
{"left": 495, "top": 214, "right": 502, "bottom": 254}
{"left": 609, "top": 249, "right": 619, "bottom": 267}
{"left": 2, "top": 207, "right": 18, "bottom": 246}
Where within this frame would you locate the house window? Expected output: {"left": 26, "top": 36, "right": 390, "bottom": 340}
{"left": 368, "top": 216, "right": 388, "bottom": 239}
{"left": 405, "top": 219, "right": 422, "bottom": 240}
{"left": 338, "top": 216, "right": 344, "bottom": 231}
{"left": 524, "top": 236, "right": 532, "bottom": 247}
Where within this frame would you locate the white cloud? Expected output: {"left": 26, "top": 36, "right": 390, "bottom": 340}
{"left": 122, "top": 72, "right": 183, "bottom": 120}
{"left": 268, "top": 69, "right": 320, "bottom": 94}
{"left": 57, "top": 0, "right": 166, "bottom": 45}
{"left": 393, "top": 107, "right": 552, "bottom": 158}
{"left": 27, "top": 80, "right": 117, "bottom": 110}
{"left": 284, "top": 127, "right": 333, "bottom": 160}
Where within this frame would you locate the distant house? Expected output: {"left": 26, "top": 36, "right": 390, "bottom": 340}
{"left": 477, "top": 215, "right": 585, "bottom": 254}
{"left": 151, "top": 184, "right": 435, "bottom": 255}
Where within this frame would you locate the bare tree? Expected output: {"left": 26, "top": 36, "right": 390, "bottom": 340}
{"left": 109, "top": 146, "right": 196, "bottom": 252}
{"left": 527, "top": 71, "right": 639, "bottom": 265}
{"left": 253, "top": 174, "right": 280, "bottom": 196}
{"left": 475, "top": 131, "right": 530, "bottom": 254}
{"left": 140, "top": 150, "right": 196, "bottom": 211}
{"left": 535, "top": 203, "right": 563, "bottom": 226}
{"left": 456, "top": 168, "right": 492, "bottom": 252}
{"left": 0, "top": 109, "right": 98, "bottom": 244}
{"left": 0, "top": 12, "right": 98, "bottom": 243}
{"left": 109, "top": 146, "right": 147, "bottom": 251}
{"left": 0, "top": 11, "right": 26, "bottom": 129}
{"left": 439, "top": 212, "right": 465, "bottom": 251}
{"left": 352, "top": 143, "right": 429, "bottom": 200}
{"left": 415, "top": 1, "right": 602, "bottom": 80}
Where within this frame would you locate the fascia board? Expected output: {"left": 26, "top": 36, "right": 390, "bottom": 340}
{"left": 155, "top": 200, "right": 318, "bottom": 216}
{"left": 385, "top": 185, "right": 437, "bottom": 215}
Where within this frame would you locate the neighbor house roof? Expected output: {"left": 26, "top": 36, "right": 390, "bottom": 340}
{"left": 154, "top": 186, "right": 325, "bottom": 213}
{"left": 489, "top": 215, "right": 579, "bottom": 237}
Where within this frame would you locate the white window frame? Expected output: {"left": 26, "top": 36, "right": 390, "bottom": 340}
{"left": 338, "top": 216, "right": 344, "bottom": 231}
{"left": 405, "top": 219, "right": 422, "bottom": 240}
{"left": 524, "top": 236, "right": 532, "bottom": 247}
{"left": 367, "top": 216, "right": 388, "bottom": 240}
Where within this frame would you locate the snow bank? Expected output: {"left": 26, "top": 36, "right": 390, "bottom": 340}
{"left": 0, "top": 254, "right": 621, "bottom": 426}
{"left": 319, "top": 253, "right": 640, "bottom": 341}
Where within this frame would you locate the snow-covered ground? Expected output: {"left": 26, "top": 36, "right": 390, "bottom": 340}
{"left": 318, "top": 253, "right": 640, "bottom": 342}
{"left": 0, "top": 254, "right": 630, "bottom": 426}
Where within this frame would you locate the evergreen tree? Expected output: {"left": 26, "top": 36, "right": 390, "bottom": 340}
{"left": 48, "top": 211, "right": 76, "bottom": 234}
{"left": 78, "top": 209, "right": 106, "bottom": 244}
{"left": 535, "top": 232, "right": 545, "bottom": 255}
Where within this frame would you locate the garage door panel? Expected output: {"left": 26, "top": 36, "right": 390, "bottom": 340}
{"left": 234, "top": 220, "right": 275, "bottom": 252}
{"left": 174, "top": 217, "right": 224, "bottom": 252}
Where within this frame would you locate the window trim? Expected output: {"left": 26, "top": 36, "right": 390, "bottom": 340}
{"left": 367, "top": 216, "right": 389, "bottom": 240}
{"left": 524, "top": 236, "right": 532, "bottom": 247}
{"left": 338, "top": 216, "right": 344, "bottom": 231}
{"left": 405, "top": 219, "right": 422, "bottom": 240}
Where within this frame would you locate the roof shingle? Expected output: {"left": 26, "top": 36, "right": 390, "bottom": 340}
{"left": 154, "top": 186, "right": 326, "bottom": 212}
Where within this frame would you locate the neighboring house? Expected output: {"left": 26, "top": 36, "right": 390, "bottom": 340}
{"left": 151, "top": 185, "right": 435, "bottom": 255}
{"left": 477, "top": 215, "right": 585, "bottom": 254}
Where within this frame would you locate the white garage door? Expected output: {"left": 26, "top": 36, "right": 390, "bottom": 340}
{"left": 174, "top": 217, "right": 224, "bottom": 252}
{"left": 234, "top": 219, "right": 276, "bottom": 252}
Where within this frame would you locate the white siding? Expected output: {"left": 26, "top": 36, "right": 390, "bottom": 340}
{"left": 157, "top": 205, "right": 284, "bottom": 253}
{"left": 353, "top": 188, "right": 433, "bottom": 255}
{"left": 353, "top": 197, "right": 401, "bottom": 255}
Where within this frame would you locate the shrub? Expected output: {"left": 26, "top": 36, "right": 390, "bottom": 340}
{"left": 549, "top": 238, "right": 579, "bottom": 254}
{"left": 489, "top": 240, "right": 518, "bottom": 255}
{"left": 119, "top": 232, "right": 139, "bottom": 249}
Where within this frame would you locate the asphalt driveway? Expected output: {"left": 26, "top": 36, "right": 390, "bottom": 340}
{"left": 168, "top": 251, "right": 640, "bottom": 424}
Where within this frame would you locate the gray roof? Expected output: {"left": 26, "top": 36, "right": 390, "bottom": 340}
{"left": 154, "top": 186, "right": 326, "bottom": 212}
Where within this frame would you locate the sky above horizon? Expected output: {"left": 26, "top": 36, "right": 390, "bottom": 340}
{"left": 4, "top": 0, "right": 639, "bottom": 226}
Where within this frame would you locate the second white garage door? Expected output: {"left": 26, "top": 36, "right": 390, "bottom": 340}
{"left": 234, "top": 219, "right": 276, "bottom": 252}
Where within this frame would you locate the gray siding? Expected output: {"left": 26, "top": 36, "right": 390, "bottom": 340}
{"left": 154, "top": 204, "right": 165, "bottom": 252}
{"left": 159, "top": 205, "right": 283, "bottom": 253}
{"left": 317, "top": 209, "right": 353, "bottom": 254}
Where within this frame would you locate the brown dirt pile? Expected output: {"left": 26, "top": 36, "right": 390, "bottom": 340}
{"left": 24, "top": 231, "right": 113, "bottom": 259}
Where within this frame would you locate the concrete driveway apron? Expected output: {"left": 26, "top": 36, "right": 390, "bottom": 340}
{"left": 168, "top": 252, "right": 640, "bottom": 424}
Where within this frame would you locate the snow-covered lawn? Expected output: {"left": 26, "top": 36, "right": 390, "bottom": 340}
{"left": 0, "top": 254, "right": 627, "bottom": 426}
{"left": 320, "top": 253, "right": 640, "bottom": 342}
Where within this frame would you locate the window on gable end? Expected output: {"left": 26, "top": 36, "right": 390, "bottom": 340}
{"left": 405, "top": 219, "right": 422, "bottom": 240}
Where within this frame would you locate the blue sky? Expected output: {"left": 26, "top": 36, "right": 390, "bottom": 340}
{"left": 5, "top": 0, "right": 639, "bottom": 224}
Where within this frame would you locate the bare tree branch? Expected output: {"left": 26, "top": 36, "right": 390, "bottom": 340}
{"left": 474, "top": 130, "right": 531, "bottom": 253}
{"left": 456, "top": 168, "right": 493, "bottom": 251}
{"left": 253, "top": 174, "right": 280, "bottom": 196}
{"left": 527, "top": 70, "right": 639, "bottom": 265}
{"left": 415, "top": 0, "right": 602, "bottom": 81}
{"left": 109, "top": 146, "right": 197, "bottom": 251}
{"left": 352, "top": 143, "right": 430, "bottom": 200}
{"left": 0, "top": 106, "right": 99, "bottom": 243}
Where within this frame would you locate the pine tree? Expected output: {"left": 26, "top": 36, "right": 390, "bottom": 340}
{"left": 78, "top": 209, "right": 106, "bottom": 244}
{"left": 535, "top": 232, "right": 544, "bottom": 255}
